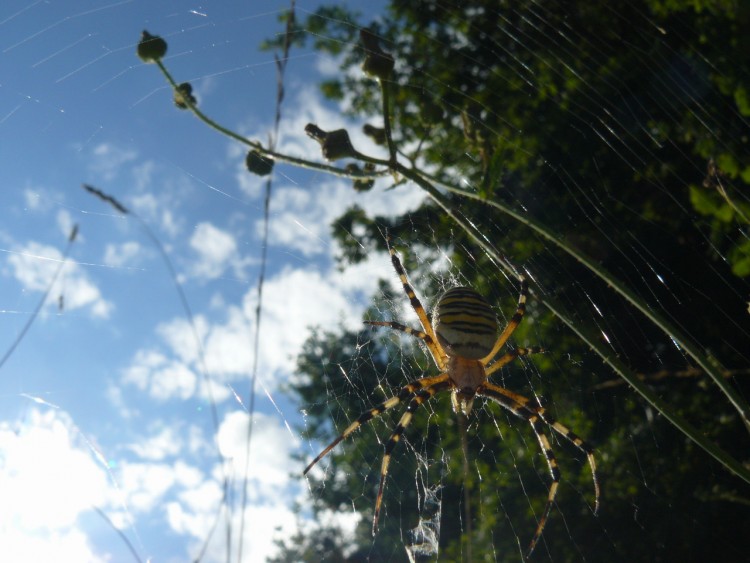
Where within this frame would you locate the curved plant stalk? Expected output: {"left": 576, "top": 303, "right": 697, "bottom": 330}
{"left": 81, "top": 184, "right": 230, "bottom": 561}
{"left": 239, "top": 3, "right": 296, "bottom": 560}
{"left": 145, "top": 42, "right": 750, "bottom": 485}
{"left": 395, "top": 167, "right": 750, "bottom": 485}
{"left": 154, "top": 61, "right": 390, "bottom": 182}
{"left": 427, "top": 175, "right": 750, "bottom": 430}
{"left": 0, "top": 224, "right": 79, "bottom": 372}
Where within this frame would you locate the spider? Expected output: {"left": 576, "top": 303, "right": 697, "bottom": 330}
{"left": 304, "top": 237, "right": 600, "bottom": 557}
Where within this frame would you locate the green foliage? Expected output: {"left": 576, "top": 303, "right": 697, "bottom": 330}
{"left": 136, "top": 1, "right": 750, "bottom": 559}
{"left": 284, "top": 323, "right": 750, "bottom": 561}
{"left": 689, "top": 184, "right": 735, "bottom": 222}
{"left": 271, "top": 0, "right": 750, "bottom": 560}
{"left": 288, "top": 0, "right": 750, "bottom": 278}
{"left": 268, "top": 518, "right": 349, "bottom": 563}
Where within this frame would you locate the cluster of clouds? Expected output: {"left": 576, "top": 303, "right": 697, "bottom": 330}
{"left": 0, "top": 406, "right": 307, "bottom": 562}
{"left": 1, "top": 76, "right": 427, "bottom": 560}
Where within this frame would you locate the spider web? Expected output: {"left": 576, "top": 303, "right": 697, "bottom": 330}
{"left": 1, "top": 1, "right": 749, "bottom": 562}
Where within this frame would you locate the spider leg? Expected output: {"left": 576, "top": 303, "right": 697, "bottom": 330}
{"left": 480, "top": 276, "right": 529, "bottom": 365}
{"left": 303, "top": 374, "right": 450, "bottom": 475}
{"left": 484, "top": 346, "right": 545, "bottom": 377}
{"left": 365, "top": 320, "right": 444, "bottom": 368}
{"left": 364, "top": 320, "right": 431, "bottom": 343}
{"left": 384, "top": 237, "right": 447, "bottom": 370}
{"left": 372, "top": 378, "right": 452, "bottom": 534}
{"left": 536, "top": 413, "right": 599, "bottom": 513}
{"left": 478, "top": 383, "right": 561, "bottom": 558}
{"left": 481, "top": 383, "right": 599, "bottom": 512}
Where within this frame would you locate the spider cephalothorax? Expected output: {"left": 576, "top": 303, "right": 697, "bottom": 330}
{"left": 304, "top": 238, "right": 600, "bottom": 557}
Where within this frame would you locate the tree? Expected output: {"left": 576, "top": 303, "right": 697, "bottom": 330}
{"left": 272, "top": 1, "right": 750, "bottom": 561}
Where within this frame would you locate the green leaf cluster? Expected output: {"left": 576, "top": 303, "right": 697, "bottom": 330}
{"left": 272, "top": 0, "right": 750, "bottom": 561}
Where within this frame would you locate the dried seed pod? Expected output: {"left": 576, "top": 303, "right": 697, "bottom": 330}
{"left": 362, "top": 51, "right": 394, "bottom": 80}
{"left": 174, "top": 82, "right": 197, "bottom": 110}
{"left": 137, "top": 30, "right": 167, "bottom": 63}
{"left": 363, "top": 124, "right": 386, "bottom": 145}
{"left": 305, "top": 124, "right": 357, "bottom": 161}
{"left": 346, "top": 163, "right": 375, "bottom": 192}
{"left": 245, "top": 150, "right": 274, "bottom": 176}
{"left": 360, "top": 28, "right": 394, "bottom": 80}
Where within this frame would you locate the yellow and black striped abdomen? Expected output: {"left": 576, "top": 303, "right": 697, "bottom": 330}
{"left": 433, "top": 286, "right": 498, "bottom": 360}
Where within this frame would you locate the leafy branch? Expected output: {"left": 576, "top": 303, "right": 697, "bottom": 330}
{"left": 136, "top": 25, "right": 750, "bottom": 488}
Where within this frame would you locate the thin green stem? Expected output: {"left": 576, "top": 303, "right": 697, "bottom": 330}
{"left": 239, "top": 4, "right": 296, "bottom": 560}
{"left": 147, "top": 46, "right": 750, "bottom": 484}
{"left": 155, "top": 60, "right": 389, "bottom": 181}
{"left": 543, "top": 286, "right": 750, "bottom": 485}
{"left": 0, "top": 225, "right": 78, "bottom": 372}
{"left": 395, "top": 163, "right": 750, "bottom": 485}
{"left": 380, "top": 79, "right": 398, "bottom": 163}
{"left": 431, "top": 178, "right": 750, "bottom": 428}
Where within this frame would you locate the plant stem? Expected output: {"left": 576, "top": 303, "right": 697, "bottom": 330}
{"left": 432, "top": 178, "right": 750, "bottom": 429}
{"left": 396, "top": 165, "right": 750, "bottom": 485}
{"left": 148, "top": 47, "right": 750, "bottom": 485}
{"left": 155, "top": 60, "right": 389, "bottom": 181}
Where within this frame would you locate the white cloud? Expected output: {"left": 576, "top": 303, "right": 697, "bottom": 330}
{"left": 217, "top": 410, "right": 300, "bottom": 490}
{"left": 165, "top": 411, "right": 302, "bottom": 563}
{"left": 118, "top": 461, "right": 180, "bottom": 513}
{"left": 0, "top": 405, "right": 299, "bottom": 562}
{"left": 56, "top": 209, "right": 77, "bottom": 241}
{"left": 156, "top": 315, "right": 209, "bottom": 366}
{"left": 189, "top": 222, "right": 239, "bottom": 280}
{"left": 127, "top": 425, "right": 184, "bottom": 461}
{"left": 225, "top": 262, "right": 382, "bottom": 383}
{"left": 165, "top": 479, "right": 224, "bottom": 537}
{"left": 6, "top": 241, "right": 113, "bottom": 318}
{"left": 114, "top": 458, "right": 207, "bottom": 516}
{"left": 106, "top": 382, "right": 137, "bottom": 420}
{"left": 315, "top": 52, "right": 346, "bottom": 77}
{"left": 23, "top": 188, "right": 45, "bottom": 211}
{"left": 121, "top": 348, "right": 198, "bottom": 401}
{"left": 120, "top": 247, "right": 392, "bottom": 404}
{"left": 202, "top": 306, "right": 253, "bottom": 376}
{"left": 240, "top": 266, "right": 352, "bottom": 373}
{"left": 262, "top": 184, "right": 329, "bottom": 256}
{"left": 21, "top": 187, "right": 65, "bottom": 215}
{"left": 223, "top": 502, "right": 298, "bottom": 563}
{"left": 227, "top": 84, "right": 426, "bottom": 261}
{"left": 264, "top": 177, "right": 425, "bottom": 257}
{"left": 89, "top": 143, "right": 138, "bottom": 182}
{"left": 103, "top": 241, "right": 142, "bottom": 268}
{"left": 129, "top": 192, "right": 181, "bottom": 238}
{"left": 132, "top": 160, "right": 156, "bottom": 192}
{"left": 0, "top": 408, "right": 113, "bottom": 562}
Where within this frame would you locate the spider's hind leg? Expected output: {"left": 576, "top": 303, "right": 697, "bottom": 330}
{"left": 536, "top": 410, "right": 600, "bottom": 514}
{"left": 372, "top": 379, "right": 452, "bottom": 534}
{"left": 303, "top": 374, "right": 451, "bottom": 476}
{"left": 478, "top": 383, "right": 563, "bottom": 558}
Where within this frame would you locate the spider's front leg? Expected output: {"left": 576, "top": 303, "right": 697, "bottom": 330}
{"left": 303, "top": 374, "right": 449, "bottom": 476}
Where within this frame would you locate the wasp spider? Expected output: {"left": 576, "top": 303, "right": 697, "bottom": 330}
{"left": 304, "top": 238, "right": 600, "bottom": 557}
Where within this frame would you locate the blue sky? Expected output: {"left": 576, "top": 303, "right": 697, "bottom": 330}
{"left": 0, "top": 1, "right": 430, "bottom": 560}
